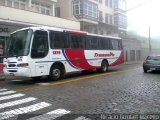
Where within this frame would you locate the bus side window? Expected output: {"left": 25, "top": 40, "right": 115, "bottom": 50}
{"left": 111, "top": 39, "right": 119, "bottom": 50}
{"left": 86, "top": 36, "right": 99, "bottom": 49}
{"left": 119, "top": 40, "right": 123, "bottom": 50}
{"left": 31, "top": 31, "right": 49, "bottom": 58}
{"left": 100, "top": 38, "right": 109, "bottom": 50}
{"left": 91, "top": 37, "right": 99, "bottom": 49}
{"left": 86, "top": 36, "right": 90, "bottom": 49}
{"left": 69, "top": 34, "right": 85, "bottom": 49}
{"left": 50, "top": 31, "right": 69, "bottom": 49}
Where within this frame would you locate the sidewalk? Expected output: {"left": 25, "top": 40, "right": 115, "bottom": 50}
{"left": 124, "top": 61, "right": 142, "bottom": 65}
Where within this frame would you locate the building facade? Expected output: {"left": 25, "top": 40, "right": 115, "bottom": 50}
{"left": 56, "top": 0, "right": 127, "bottom": 37}
{"left": 123, "top": 38, "right": 142, "bottom": 62}
{"left": 114, "top": 0, "right": 127, "bottom": 37}
{"left": 0, "top": 0, "right": 80, "bottom": 65}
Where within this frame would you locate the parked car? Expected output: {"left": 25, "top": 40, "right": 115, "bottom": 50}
{"left": 143, "top": 55, "right": 160, "bottom": 73}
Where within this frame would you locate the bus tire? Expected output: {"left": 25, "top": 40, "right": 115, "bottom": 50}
{"left": 31, "top": 76, "right": 41, "bottom": 81}
{"left": 97, "top": 60, "right": 108, "bottom": 73}
{"left": 49, "top": 65, "right": 64, "bottom": 81}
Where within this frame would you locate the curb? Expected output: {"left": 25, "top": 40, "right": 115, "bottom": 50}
{"left": 124, "top": 62, "right": 142, "bottom": 65}
{"left": 0, "top": 73, "right": 5, "bottom": 81}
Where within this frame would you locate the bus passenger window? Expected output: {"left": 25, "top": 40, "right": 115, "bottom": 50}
{"left": 69, "top": 34, "right": 85, "bottom": 49}
{"left": 100, "top": 38, "right": 109, "bottom": 50}
{"left": 87, "top": 36, "right": 99, "bottom": 49}
{"left": 111, "top": 39, "right": 119, "bottom": 50}
{"left": 50, "top": 31, "right": 69, "bottom": 49}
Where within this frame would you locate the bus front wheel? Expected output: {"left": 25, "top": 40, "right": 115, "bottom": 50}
{"left": 49, "top": 65, "right": 64, "bottom": 81}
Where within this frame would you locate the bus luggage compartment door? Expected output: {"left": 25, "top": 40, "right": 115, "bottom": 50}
{"left": 35, "top": 64, "right": 48, "bottom": 76}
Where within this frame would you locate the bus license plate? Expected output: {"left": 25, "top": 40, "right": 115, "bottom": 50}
{"left": 10, "top": 73, "right": 15, "bottom": 76}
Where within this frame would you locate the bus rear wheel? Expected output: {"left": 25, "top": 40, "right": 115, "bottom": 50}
{"left": 49, "top": 65, "right": 64, "bottom": 81}
{"left": 97, "top": 61, "right": 108, "bottom": 73}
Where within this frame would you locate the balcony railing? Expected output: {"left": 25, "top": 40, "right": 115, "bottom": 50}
{"left": 74, "top": 14, "right": 98, "bottom": 22}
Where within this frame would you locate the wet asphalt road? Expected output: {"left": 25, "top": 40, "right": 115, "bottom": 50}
{"left": 0, "top": 64, "right": 160, "bottom": 120}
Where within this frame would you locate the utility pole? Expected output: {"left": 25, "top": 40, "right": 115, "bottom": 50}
{"left": 149, "top": 25, "right": 151, "bottom": 54}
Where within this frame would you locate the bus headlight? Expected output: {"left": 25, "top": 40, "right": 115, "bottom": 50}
{"left": 3, "top": 64, "right": 6, "bottom": 67}
{"left": 17, "top": 63, "right": 29, "bottom": 67}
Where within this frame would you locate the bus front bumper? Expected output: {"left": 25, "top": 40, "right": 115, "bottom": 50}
{"left": 3, "top": 67, "right": 32, "bottom": 77}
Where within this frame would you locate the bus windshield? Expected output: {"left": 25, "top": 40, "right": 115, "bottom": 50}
{"left": 7, "top": 29, "right": 32, "bottom": 57}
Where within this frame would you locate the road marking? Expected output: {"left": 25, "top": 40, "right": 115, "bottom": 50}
{"left": 17, "top": 67, "right": 141, "bottom": 92}
{"left": 74, "top": 116, "right": 91, "bottom": 120}
{"left": 0, "top": 93, "right": 25, "bottom": 101}
{"left": 0, "top": 91, "right": 16, "bottom": 96}
{"left": 0, "top": 89, "right": 7, "bottom": 92}
{"left": 0, "top": 102, "right": 51, "bottom": 120}
{"left": 0, "top": 97, "right": 37, "bottom": 109}
{"left": 27, "top": 109, "right": 70, "bottom": 120}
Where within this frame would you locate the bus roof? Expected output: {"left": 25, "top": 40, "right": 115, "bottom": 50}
{"left": 11, "top": 26, "right": 121, "bottom": 39}
{"left": 87, "top": 33, "right": 121, "bottom": 39}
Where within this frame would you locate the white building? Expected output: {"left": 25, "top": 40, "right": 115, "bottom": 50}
{"left": 114, "top": 0, "right": 127, "bottom": 37}
{"left": 56, "top": 0, "right": 127, "bottom": 37}
{"left": 0, "top": 0, "right": 80, "bottom": 64}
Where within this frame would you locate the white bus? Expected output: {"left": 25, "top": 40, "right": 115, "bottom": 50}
{"left": 3, "top": 26, "right": 124, "bottom": 80}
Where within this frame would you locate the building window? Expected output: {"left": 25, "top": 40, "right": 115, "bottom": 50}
{"left": 109, "top": 0, "right": 113, "bottom": 8}
{"left": 107, "top": 31, "right": 111, "bottom": 35}
{"left": 31, "top": 1, "right": 51, "bottom": 15}
{"left": 114, "top": 0, "right": 118, "bottom": 9}
{"left": 0, "top": 0, "right": 5, "bottom": 6}
{"left": 99, "top": 0, "right": 102, "bottom": 4}
{"left": 72, "top": 0, "right": 80, "bottom": 15}
{"left": 119, "top": 0, "right": 126, "bottom": 11}
{"left": 110, "top": 15, "right": 113, "bottom": 24}
{"left": 99, "top": 11, "right": 103, "bottom": 22}
{"left": 55, "top": 7, "right": 60, "bottom": 17}
{"left": 105, "top": 13, "right": 109, "bottom": 23}
{"left": 118, "top": 14, "right": 127, "bottom": 28}
{"left": 6, "top": 0, "right": 12, "bottom": 7}
{"left": 3, "top": 0, "right": 26, "bottom": 10}
{"left": 73, "top": 0, "right": 98, "bottom": 18}
{"left": 136, "top": 50, "right": 141, "bottom": 61}
{"left": 14, "top": 0, "right": 27, "bottom": 10}
{"left": 130, "top": 50, "right": 135, "bottom": 61}
{"left": 100, "top": 30, "right": 103, "bottom": 35}
{"left": 105, "top": 0, "right": 108, "bottom": 6}
{"left": 94, "top": 28, "right": 98, "bottom": 34}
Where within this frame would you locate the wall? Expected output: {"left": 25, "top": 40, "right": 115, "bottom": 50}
{"left": 0, "top": 6, "right": 80, "bottom": 30}
{"left": 123, "top": 38, "right": 142, "bottom": 62}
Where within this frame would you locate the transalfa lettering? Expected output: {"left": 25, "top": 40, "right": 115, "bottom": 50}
{"left": 94, "top": 52, "right": 115, "bottom": 57}
{"left": 53, "top": 51, "right": 61, "bottom": 54}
